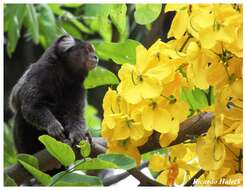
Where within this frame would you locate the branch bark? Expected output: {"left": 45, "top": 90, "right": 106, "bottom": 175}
{"left": 4, "top": 112, "right": 213, "bottom": 186}
{"left": 138, "top": 112, "right": 213, "bottom": 153}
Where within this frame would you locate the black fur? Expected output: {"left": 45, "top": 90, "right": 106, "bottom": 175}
{"left": 9, "top": 35, "right": 98, "bottom": 154}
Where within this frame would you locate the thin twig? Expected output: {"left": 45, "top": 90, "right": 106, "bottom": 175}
{"left": 129, "top": 167, "right": 164, "bottom": 186}
{"left": 184, "top": 169, "right": 205, "bottom": 186}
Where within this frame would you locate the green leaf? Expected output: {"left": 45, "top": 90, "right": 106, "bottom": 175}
{"left": 192, "top": 88, "right": 209, "bottom": 108}
{"left": 5, "top": 4, "right": 27, "bottom": 57}
{"left": 74, "top": 158, "right": 118, "bottom": 170}
{"left": 37, "top": 4, "right": 58, "bottom": 47}
{"left": 4, "top": 174, "right": 17, "bottom": 186}
{"left": 93, "top": 39, "right": 140, "bottom": 65}
{"left": 7, "top": 17, "right": 19, "bottom": 57}
{"left": 17, "top": 154, "right": 52, "bottom": 186}
{"left": 141, "top": 148, "right": 167, "bottom": 161}
{"left": 39, "top": 135, "right": 75, "bottom": 167}
{"left": 18, "top": 160, "right": 52, "bottom": 185}
{"left": 180, "top": 87, "right": 209, "bottom": 111}
{"left": 48, "top": 4, "right": 64, "bottom": 15}
{"left": 63, "top": 4, "right": 82, "bottom": 8}
{"left": 51, "top": 171, "right": 102, "bottom": 186}
{"left": 25, "top": 4, "right": 39, "bottom": 43}
{"left": 17, "top": 154, "right": 39, "bottom": 169}
{"left": 109, "top": 4, "right": 127, "bottom": 41}
{"left": 65, "top": 12, "right": 93, "bottom": 34}
{"left": 48, "top": 4, "right": 92, "bottom": 35}
{"left": 78, "top": 140, "right": 91, "bottom": 158}
{"left": 134, "top": 4, "right": 162, "bottom": 25}
{"left": 61, "top": 22, "right": 83, "bottom": 39}
{"left": 84, "top": 66, "right": 119, "bottom": 89}
{"left": 98, "top": 15, "right": 112, "bottom": 42}
{"left": 83, "top": 4, "right": 111, "bottom": 16}
{"left": 4, "top": 122, "right": 17, "bottom": 167}
{"left": 85, "top": 105, "right": 101, "bottom": 137}
{"left": 98, "top": 153, "right": 136, "bottom": 170}
{"left": 83, "top": 4, "right": 112, "bottom": 41}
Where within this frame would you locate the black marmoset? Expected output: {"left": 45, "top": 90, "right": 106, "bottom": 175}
{"left": 9, "top": 35, "right": 98, "bottom": 154}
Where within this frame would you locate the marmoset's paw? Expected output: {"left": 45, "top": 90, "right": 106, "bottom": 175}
{"left": 47, "top": 121, "right": 66, "bottom": 140}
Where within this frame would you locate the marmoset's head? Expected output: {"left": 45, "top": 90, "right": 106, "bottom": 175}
{"left": 55, "top": 35, "right": 98, "bottom": 71}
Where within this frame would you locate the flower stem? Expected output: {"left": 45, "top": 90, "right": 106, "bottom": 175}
{"left": 179, "top": 34, "right": 192, "bottom": 52}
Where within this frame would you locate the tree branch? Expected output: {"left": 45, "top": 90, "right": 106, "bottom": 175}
{"left": 138, "top": 112, "right": 213, "bottom": 153}
{"left": 184, "top": 169, "right": 205, "bottom": 186}
{"left": 129, "top": 167, "right": 164, "bottom": 186}
{"left": 4, "top": 137, "right": 106, "bottom": 185}
{"left": 4, "top": 112, "right": 213, "bottom": 186}
{"left": 103, "top": 161, "right": 148, "bottom": 186}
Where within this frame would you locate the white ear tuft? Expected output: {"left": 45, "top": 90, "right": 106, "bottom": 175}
{"left": 58, "top": 36, "right": 76, "bottom": 52}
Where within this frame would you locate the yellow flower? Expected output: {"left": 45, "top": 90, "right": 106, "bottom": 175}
{"left": 196, "top": 122, "right": 226, "bottom": 171}
{"left": 117, "top": 64, "right": 163, "bottom": 104}
{"left": 141, "top": 98, "right": 179, "bottom": 133}
{"left": 168, "top": 9, "right": 189, "bottom": 39}
{"left": 149, "top": 144, "right": 199, "bottom": 186}
{"left": 159, "top": 100, "right": 189, "bottom": 147}
{"left": 149, "top": 154, "right": 169, "bottom": 172}
{"left": 186, "top": 41, "right": 217, "bottom": 89}
{"left": 101, "top": 4, "right": 243, "bottom": 184}
{"left": 107, "top": 140, "right": 141, "bottom": 165}
{"left": 215, "top": 82, "right": 243, "bottom": 121}
{"left": 102, "top": 88, "right": 145, "bottom": 141}
{"left": 117, "top": 40, "right": 176, "bottom": 104}
{"left": 166, "top": 4, "right": 243, "bottom": 54}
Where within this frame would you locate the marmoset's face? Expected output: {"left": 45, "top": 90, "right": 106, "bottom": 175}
{"left": 56, "top": 35, "right": 98, "bottom": 71}
{"left": 66, "top": 40, "right": 98, "bottom": 71}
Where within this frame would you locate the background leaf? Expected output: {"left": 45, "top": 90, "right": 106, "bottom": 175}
{"left": 4, "top": 122, "right": 17, "bottom": 167}
{"left": 51, "top": 171, "right": 102, "bottom": 186}
{"left": 18, "top": 160, "right": 52, "bottom": 185}
{"left": 17, "top": 154, "right": 52, "bottom": 185}
{"left": 109, "top": 4, "right": 127, "bottom": 41}
{"left": 98, "top": 153, "right": 136, "bottom": 170}
{"left": 4, "top": 174, "right": 17, "bottom": 186}
{"left": 37, "top": 4, "right": 58, "bottom": 48}
{"left": 141, "top": 148, "right": 167, "bottom": 161}
{"left": 5, "top": 4, "right": 27, "bottom": 57}
{"left": 74, "top": 158, "right": 118, "bottom": 170}
{"left": 181, "top": 87, "right": 210, "bottom": 112}
{"left": 85, "top": 105, "right": 101, "bottom": 137}
{"left": 93, "top": 39, "right": 140, "bottom": 65}
{"left": 134, "top": 4, "right": 162, "bottom": 25}
{"left": 25, "top": 4, "right": 39, "bottom": 43}
{"left": 84, "top": 66, "right": 119, "bottom": 89}
{"left": 83, "top": 4, "right": 112, "bottom": 42}
{"left": 39, "top": 135, "right": 75, "bottom": 167}
{"left": 17, "top": 154, "right": 39, "bottom": 169}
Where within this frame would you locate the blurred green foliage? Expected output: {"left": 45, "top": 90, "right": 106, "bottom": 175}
{"left": 4, "top": 122, "right": 17, "bottom": 168}
{"left": 84, "top": 104, "right": 101, "bottom": 137}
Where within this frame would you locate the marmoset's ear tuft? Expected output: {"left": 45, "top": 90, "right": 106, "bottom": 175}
{"left": 55, "top": 35, "right": 76, "bottom": 53}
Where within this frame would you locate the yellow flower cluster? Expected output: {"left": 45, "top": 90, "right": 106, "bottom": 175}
{"left": 149, "top": 144, "right": 199, "bottom": 186}
{"left": 102, "top": 4, "right": 243, "bottom": 186}
{"left": 102, "top": 40, "right": 190, "bottom": 164}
